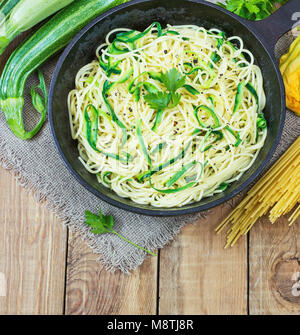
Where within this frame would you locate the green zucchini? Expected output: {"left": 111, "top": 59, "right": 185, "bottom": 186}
{"left": 0, "top": 0, "right": 21, "bottom": 46}
{"left": 165, "top": 161, "right": 197, "bottom": 187}
{"left": 0, "top": 0, "right": 21, "bottom": 16}
{"left": 183, "top": 84, "right": 199, "bottom": 95}
{"left": 84, "top": 104, "right": 128, "bottom": 162}
{"left": 137, "top": 141, "right": 192, "bottom": 182}
{"left": 224, "top": 125, "right": 242, "bottom": 147}
{"left": 232, "top": 81, "right": 245, "bottom": 115}
{"left": 194, "top": 105, "right": 220, "bottom": 129}
{"left": 151, "top": 109, "right": 164, "bottom": 132}
{"left": 0, "top": 0, "right": 128, "bottom": 140}
{"left": 137, "top": 119, "right": 209, "bottom": 194}
{"left": 0, "top": 0, "right": 75, "bottom": 55}
{"left": 245, "top": 82, "right": 259, "bottom": 112}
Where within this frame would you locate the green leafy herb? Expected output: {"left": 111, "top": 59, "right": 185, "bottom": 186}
{"left": 143, "top": 69, "right": 186, "bottom": 130}
{"left": 144, "top": 68, "right": 186, "bottom": 111}
{"left": 144, "top": 92, "right": 171, "bottom": 110}
{"left": 160, "top": 68, "right": 186, "bottom": 95}
{"left": 218, "top": 0, "right": 286, "bottom": 21}
{"left": 85, "top": 208, "right": 157, "bottom": 256}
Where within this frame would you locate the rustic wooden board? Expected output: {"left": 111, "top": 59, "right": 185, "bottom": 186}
{"left": 249, "top": 215, "right": 300, "bottom": 315}
{"left": 159, "top": 202, "right": 248, "bottom": 315}
{"left": 0, "top": 28, "right": 158, "bottom": 316}
{"left": 65, "top": 230, "right": 158, "bottom": 315}
{"left": 1, "top": 21, "right": 298, "bottom": 317}
{"left": 0, "top": 168, "right": 67, "bottom": 314}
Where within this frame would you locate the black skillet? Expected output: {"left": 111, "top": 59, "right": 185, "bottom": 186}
{"left": 49, "top": 0, "right": 299, "bottom": 216}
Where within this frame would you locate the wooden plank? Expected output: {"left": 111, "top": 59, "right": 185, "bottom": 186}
{"left": 0, "top": 167, "right": 67, "bottom": 315}
{"left": 65, "top": 230, "right": 158, "bottom": 315}
{"left": 249, "top": 215, "right": 300, "bottom": 315}
{"left": 159, "top": 202, "right": 248, "bottom": 315}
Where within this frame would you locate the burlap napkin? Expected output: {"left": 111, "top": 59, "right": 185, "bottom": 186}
{"left": 0, "top": 0, "right": 299, "bottom": 273}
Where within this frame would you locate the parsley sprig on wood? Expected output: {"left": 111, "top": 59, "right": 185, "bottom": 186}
{"left": 85, "top": 208, "right": 157, "bottom": 256}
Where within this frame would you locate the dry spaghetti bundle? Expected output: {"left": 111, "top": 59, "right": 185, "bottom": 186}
{"left": 216, "top": 136, "right": 300, "bottom": 247}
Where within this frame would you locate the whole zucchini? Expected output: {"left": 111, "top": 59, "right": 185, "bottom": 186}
{"left": 0, "top": 0, "right": 128, "bottom": 140}
{"left": 0, "top": 0, "right": 21, "bottom": 29}
{"left": 0, "top": 0, "right": 75, "bottom": 55}
{"left": 0, "top": 0, "right": 20, "bottom": 14}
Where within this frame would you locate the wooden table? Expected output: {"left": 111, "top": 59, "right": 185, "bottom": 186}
{"left": 0, "top": 32, "right": 300, "bottom": 316}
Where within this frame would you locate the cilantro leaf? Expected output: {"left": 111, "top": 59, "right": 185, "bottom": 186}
{"left": 85, "top": 208, "right": 157, "bottom": 256}
{"left": 144, "top": 92, "right": 171, "bottom": 110}
{"left": 160, "top": 68, "right": 186, "bottom": 94}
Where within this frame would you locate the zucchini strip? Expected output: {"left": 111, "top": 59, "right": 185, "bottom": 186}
{"left": 217, "top": 182, "right": 229, "bottom": 191}
{"left": 216, "top": 31, "right": 226, "bottom": 49}
{"left": 102, "top": 68, "right": 133, "bottom": 144}
{"left": 245, "top": 82, "right": 259, "bottom": 112}
{"left": 257, "top": 113, "right": 267, "bottom": 130}
{"left": 232, "top": 81, "right": 245, "bottom": 115}
{"left": 209, "top": 52, "right": 221, "bottom": 68}
{"left": 137, "top": 119, "right": 205, "bottom": 194}
{"left": 151, "top": 142, "right": 167, "bottom": 154}
{"left": 137, "top": 140, "right": 192, "bottom": 182}
{"left": 151, "top": 109, "right": 164, "bottom": 131}
{"left": 84, "top": 105, "right": 128, "bottom": 162}
{"left": 183, "top": 84, "right": 199, "bottom": 95}
{"left": 225, "top": 125, "right": 242, "bottom": 147}
{"left": 194, "top": 105, "right": 221, "bottom": 129}
{"left": 165, "top": 161, "right": 197, "bottom": 187}
{"left": 115, "top": 22, "right": 162, "bottom": 43}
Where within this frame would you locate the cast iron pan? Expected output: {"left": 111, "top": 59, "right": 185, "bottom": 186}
{"left": 49, "top": 0, "right": 299, "bottom": 216}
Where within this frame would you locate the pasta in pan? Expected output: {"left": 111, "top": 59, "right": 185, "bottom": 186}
{"left": 68, "top": 22, "right": 267, "bottom": 207}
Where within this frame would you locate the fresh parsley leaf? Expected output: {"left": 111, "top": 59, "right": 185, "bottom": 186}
{"left": 85, "top": 208, "right": 157, "bottom": 256}
{"left": 85, "top": 209, "right": 114, "bottom": 234}
{"left": 218, "top": 0, "right": 283, "bottom": 21}
{"left": 160, "top": 68, "right": 186, "bottom": 94}
{"left": 144, "top": 91, "right": 171, "bottom": 110}
{"left": 144, "top": 68, "right": 186, "bottom": 112}
{"left": 169, "top": 92, "right": 182, "bottom": 108}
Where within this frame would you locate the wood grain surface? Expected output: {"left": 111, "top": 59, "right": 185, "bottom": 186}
{"left": 65, "top": 231, "right": 157, "bottom": 315}
{"left": 159, "top": 204, "right": 247, "bottom": 315}
{"left": 250, "top": 215, "right": 300, "bottom": 314}
{"left": 0, "top": 168, "right": 67, "bottom": 315}
{"left": 0, "top": 26, "right": 300, "bottom": 316}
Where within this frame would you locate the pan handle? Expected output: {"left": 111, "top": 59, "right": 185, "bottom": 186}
{"left": 242, "top": 0, "right": 299, "bottom": 54}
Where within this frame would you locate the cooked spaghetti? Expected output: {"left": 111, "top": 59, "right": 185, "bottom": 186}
{"left": 68, "top": 22, "right": 267, "bottom": 207}
{"left": 216, "top": 136, "right": 300, "bottom": 247}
